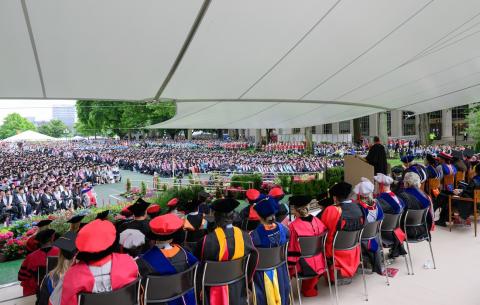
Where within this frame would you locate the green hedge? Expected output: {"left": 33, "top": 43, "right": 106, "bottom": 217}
{"left": 325, "top": 167, "right": 344, "bottom": 188}
{"left": 291, "top": 178, "right": 329, "bottom": 197}
{"left": 230, "top": 173, "right": 263, "bottom": 190}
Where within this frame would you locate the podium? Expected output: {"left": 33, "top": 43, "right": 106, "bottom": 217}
{"left": 344, "top": 155, "right": 374, "bottom": 186}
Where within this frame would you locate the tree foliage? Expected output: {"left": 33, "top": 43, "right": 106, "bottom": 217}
{"left": 0, "top": 113, "right": 36, "bottom": 139}
{"left": 75, "top": 101, "right": 177, "bottom": 137}
{"left": 37, "top": 119, "right": 70, "bottom": 138}
{"left": 467, "top": 104, "right": 480, "bottom": 146}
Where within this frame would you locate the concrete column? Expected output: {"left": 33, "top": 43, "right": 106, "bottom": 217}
{"left": 378, "top": 112, "right": 388, "bottom": 145}
{"left": 369, "top": 113, "right": 379, "bottom": 137}
{"left": 417, "top": 113, "right": 429, "bottom": 145}
{"left": 332, "top": 122, "right": 340, "bottom": 134}
{"left": 349, "top": 120, "right": 354, "bottom": 135}
{"left": 442, "top": 108, "right": 454, "bottom": 142}
{"left": 305, "top": 126, "right": 313, "bottom": 154}
{"left": 391, "top": 110, "right": 403, "bottom": 138}
{"left": 187, "top": 129, "right": 192, "bottom": 140}
{"left": 255, "top": 129, "right": 262, "bottom": 146}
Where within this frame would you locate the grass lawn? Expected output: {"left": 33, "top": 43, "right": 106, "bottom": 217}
{"left": 388, "top": 159, "right": 403, "bottom": 168}
{"left": 0, "top": 259, "right": 22, "bottom": 285}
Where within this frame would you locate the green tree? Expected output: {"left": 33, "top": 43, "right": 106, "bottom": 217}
{"left": 467, "top": 105, "right": 480, "bottom": 150}
{"left": 75, "top": 100, "right": 177, "bottom": 138}
{"left": 0, "top": 113, "right": 36, "bottom": 139}
{"left": 37, "top": 119, "right": 70, "bottom": 138}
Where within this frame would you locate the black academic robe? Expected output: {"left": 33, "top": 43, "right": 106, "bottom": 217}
{"left": 118, "top": 219, "right": 150, "bottom": 236}
{"left": 366, "top": 143, "right": 388, "bottom": 175}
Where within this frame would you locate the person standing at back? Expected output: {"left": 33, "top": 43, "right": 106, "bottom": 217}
{"left": 365, "top": 136, "right": 388, "bottom": 175}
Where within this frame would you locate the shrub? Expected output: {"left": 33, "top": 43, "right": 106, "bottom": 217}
{"left": 126, "top": 178, "right": 132, "bottom": 193}
{"left": 230, "top": 174, "right": 263, "bottom": 190}
{"left": 140, "top": 181, "right": 147, "bottom": 196}
{"left": 326, "top": 167, "right": 344, "bottom": 187}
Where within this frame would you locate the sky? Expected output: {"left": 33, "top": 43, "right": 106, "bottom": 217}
{"left": 0, "top": 100, "right": 76, "bottom": 123}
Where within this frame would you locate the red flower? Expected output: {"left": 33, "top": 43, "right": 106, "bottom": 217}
{"left": 48, "top": 215, "right": 57, "bottom": 220}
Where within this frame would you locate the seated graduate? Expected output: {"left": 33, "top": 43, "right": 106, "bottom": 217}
{"left": 320, "top": 182, "right": 365, "bottom": 284}
{"left": 66, "top": 215, "right": 85, "bottom": 234}
{"left": 146, "top": 204, "right": 161, "bottom": 219}
{"left": 61, "top": 219, "right": 138, "bottom": 305}
{"left": 197, "top": 190, "right": 212, "bottom": 215}
{"left": 38, "top": 231, "right": 77, "bottom": 305}
{"left": 268, "top": 187, "right": 289, "bottom": 223}
{"left": 398, "top": 172, "right": 434, "bottom": 239}
{"left": 401, "top": 155, "right": 427, "bottom": 186}
{"left": 183, "top": 199, "right": 211, "bottom": 247}
{"left": 451, "top": 164, "right": 480, "bottom": 223}
{"left": 19, "top": 229, "right": 60, "bottom": 296}
{"left": 374, "top": 173, "right": 407, "bottom": 259}
{"left": 196, "top": 198, "right": 258, "bottom": 305}
{"left": 239, "top": 189, "right": 261, "bottom": 231}
{"left": 26, "top": 219, "right": 53, "bottom": 254}
{"left": 136, "top": 214, "right": 197, "bottom": 305}
{"left": 119, "top": 198, "right": 151, "bottom": 236}
{"left": 353, "top": 178, "right": 384, "bottom": 275}
{"left": 167, "top": 198, "right": 185, "bottom": 218}
{"left": 287, "top": 195, "right": 327, "bottom": 297}
{"left": 119, "top": 229, "right": 145, "bottom": 259}
{"left": 425, "top": 154, "right": 441, "bottom": 180}
{"left": 250, "top": 196, "right": 291, "bottom": 305}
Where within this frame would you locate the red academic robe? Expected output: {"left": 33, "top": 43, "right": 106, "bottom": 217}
{"left": 18, "top": 247, "right": 60, "bottom": 296}
{"left": 288, "top": 216, "right": 327, "bottom": 297}
{"left": 321, "top": 205, "right": 361, "bottom": 278}
{"left": 60, "top": 253, "right": 138, "bottom": 305}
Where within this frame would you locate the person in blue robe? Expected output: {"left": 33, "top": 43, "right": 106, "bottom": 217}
{"left": 137, "top": 214, "right": 197, "bottom": 305}
{"left": 250, "top": 196, "right": 291, "bottom": 305}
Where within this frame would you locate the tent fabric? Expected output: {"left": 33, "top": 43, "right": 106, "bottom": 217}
{"left": 3, "top": 130, "right": 56, "bottom": 142}
{"left": 3, "top": 1, "right": 480, "bottom": 128}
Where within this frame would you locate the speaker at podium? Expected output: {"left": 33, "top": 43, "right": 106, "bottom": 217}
{"left": 344, "top": 155, "right": 374, "bottom": 187}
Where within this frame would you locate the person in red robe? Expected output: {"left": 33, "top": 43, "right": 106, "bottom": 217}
{"left": 60, "top": 219, "right": 138, "bottom": 305}
{"left": 320, "top": 182, "right": 365, "bottom": 285}
{"left": 25, "top": 219, "right": 53, "bottom": 253}
{"left": 287, "top": 195, "right": 328, "bottom": 297}
{"left": 18, "top": 228, "right": 59, "bottom": 296}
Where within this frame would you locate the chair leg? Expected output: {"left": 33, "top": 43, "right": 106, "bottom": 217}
{"left": 334, "top": 268, "right": 339, "bottom": 305}
{"left": 448, "top": 197, "right": 452, "bottom": 232}
{"left": 403, "top": 254, "right": 411, "bottom": 275}
{"left": 474, "top": 201, "right": 478, "bottom": 238}
{"left": 325, "top": 266, "right": 334, "bottom": 305}
{"left": 359, "top": 252, "right": 368, "bottom": 301}
{"left": 382, "top": 247, "right": 390, "bottom": 286}
{"left": 296, "top": 278, "right": 302, "bottom": 305}
{"left": 405, "top": 241, "right": 414, "bottom": 275}
{"left": 428, "top": 240, "right": 436, "bottom": 269}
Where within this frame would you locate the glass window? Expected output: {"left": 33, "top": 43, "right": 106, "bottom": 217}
{"left": 323, "top": 124, "right": 332, "bottom": 134}
{"left": 359, "top": 116, "right": 369, "bottom": 136}
{"left": 339, "top": 120, "right": 350, "bottom": 134}
{"left": 311, "top": 126, "right": 316, "bottom": 134}
{"left": 386, "top": 111, "right": 392, "bottom": 136}
{"left": 292, "top": 128, "right": 301, "bottom": 134}
{"left": 402, "top": 111, "right": 416, "bottom": 136}
{"left": 452, "top": 105, "right": 468, "bottom": 121}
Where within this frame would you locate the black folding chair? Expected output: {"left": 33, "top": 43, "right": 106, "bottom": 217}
{"left": 37, "top": 266, "right": 46, "bottom": 287}
{"left": 360, "top": 220, "right": 389, "bottom": 285}
{"left": 78, "top": 279, "right": 139, "bottom": 305}
{"left": 294, "top": 233, "right": 332, "bottom": 305}
{"left": 381, "top": 213, "right": 411, "bottom": 275}
{"left": 46, "top": 256, "right": 59, "bottom": 273}
{"left": 144, "top": 263, "right": 198, "bottom": 304}
{"left": 200, "top": 255, "right": 251, "bottom": 305}
{"left": 332, "top": 229, "right": 365, "bottom": 304}
{"left": 256, "top": 244, "right": 293, "bottom": 304}
{"left": 403, "top": 207, "right": 436, "bottom": 274}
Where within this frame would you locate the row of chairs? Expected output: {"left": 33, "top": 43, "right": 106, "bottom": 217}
{"left": 72, "top": 207, "right": 435, "bottom": 305}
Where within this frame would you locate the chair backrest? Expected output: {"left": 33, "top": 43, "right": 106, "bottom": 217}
{"left": 456, "top": 171, "right": 465, "bottom": 183}
{"left": 468, "top": 169, "right": 475, "bottom": 181}
{"left": 333, "top": 229, "right": 362, "bottom": 251}
{"left": 361, "top": 220, "right": 381, "bottom": 240}
{"left": 78, "top": 279, "right": 139, "bottom": 305}
{"left": 37, "top": 266, "right": 46, "bottom": 286}
{"left": 404, "top": 208, "right": 429, "bottom": 227}
{"left": 47, "top": 256, "right": 59, "bottom": 273}
{"left": 475, "top": 190, "right": 480, "bottom": 204}
{"left": 256, "top": 244, "right": 287, "bottom": 271}
{"left": 443, "top": 174, "right": 454, "bottom": 187}
{"left": 428, "top": 178, "right": 440, "bottom": 191}
{"left": 145, "top": 263, "right": 198, "bottom": 303}
{"left": 298, "top": 232, "right": 327, "bottom": 258}
{"left": 202, "top": 255, "right": 250, "bottom": 287}
{"left": 381, "top": 213, "right": 401, "bottom": 232}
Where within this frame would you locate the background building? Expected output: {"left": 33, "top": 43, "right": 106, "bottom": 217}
{"left": 52, "top": 105, "right": 76, "bottom": 128}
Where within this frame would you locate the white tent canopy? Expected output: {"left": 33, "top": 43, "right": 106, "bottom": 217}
{"left": 3, "top": 130, "right": 56, "bottom": 142}
{"left": 3, "top": 0, "right": 480, "bottom": 128}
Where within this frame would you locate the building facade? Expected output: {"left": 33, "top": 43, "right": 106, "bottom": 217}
{"left": 52, "top": 105, "right": 76, "bottom": 128}
{"left": 244, "top": 104, "right": 472, "bottom": 144}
